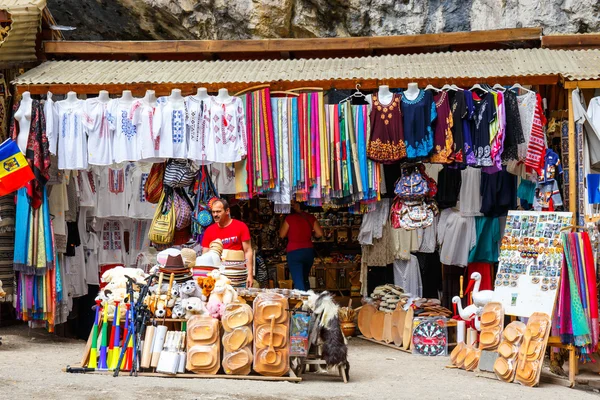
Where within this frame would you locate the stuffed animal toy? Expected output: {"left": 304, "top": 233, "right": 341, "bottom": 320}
{"left": 181, "top": 297, "right": 207, "bottom": 319}
{"left": 206, "top": 270, "right": 238, "bottom": 318}
{"left": 172, "top": 299, "right": 185, "bottom": 319}
{"left": 0, "top": 279, "right": 5, "bottom": 299}
{"left": 170, "top": 282, "right": 182, "bottom": 299}
{"left": 101, "top": 266, "right": 147, "bottom": 285}
{"left": 181, "top": 280, "right": 203, "bottom": 300}
{"left": 153, "top": 295, "right": 176, "bottom": 318}
{"left": 149, "top": 283, "right": 170, "bottom": 295}
{"left": 196, "top": 276, "right": 215, "bottom": 300}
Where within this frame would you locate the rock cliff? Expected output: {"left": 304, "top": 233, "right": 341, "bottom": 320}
{"left": 48, "top": 0, "right": 600, "bottom": 40}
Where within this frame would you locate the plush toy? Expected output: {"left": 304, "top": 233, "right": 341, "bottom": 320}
{"left": 0, "top": 279, "right": 5, "bottom": 299}
{"left": 101, "top": 266, "right": 147, "bottom": 285}
{"left": 149, "top": 283, "right": 170, "bottom": 295}
{"left": 153, "top": 295, "right": 176, "bottom": 318}
{"left": 206, "top": 270, "right": 238, "bottom": 318}
{"left": 196, "top": 276, "right": 215, "bottom": 300}
{"left": 172, "top": 299, "right": 185, "bottom": 319}
{"left": 181, "top": 297, "right": 207, "bottom": 319}
{"left": 181, "top": 280, "right": 203, "bottom": 300}
{"left": 170, "top": 282, "right": 182, "bottom": 299}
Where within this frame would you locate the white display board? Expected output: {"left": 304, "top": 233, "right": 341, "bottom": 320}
{"left": 492, "top": 211, "right": 573, "bottom": 318}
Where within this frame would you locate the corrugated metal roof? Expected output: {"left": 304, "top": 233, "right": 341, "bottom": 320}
{"left": 0, "top": 0, "right": 45, "bottom": 63}
{"left": 11, "top": 48, "right": 600, "bottom": 85}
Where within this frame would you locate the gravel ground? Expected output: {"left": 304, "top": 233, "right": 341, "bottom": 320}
{"left": 0, "top": 324, "right": 597, "bottom": 400}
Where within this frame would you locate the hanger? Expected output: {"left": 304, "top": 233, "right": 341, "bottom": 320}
{"left": 441, "top": 84, "right": 455, "bottom": 91}
{"left": 233, "top": 84, "right": 270, "bottom": 97}
{"left": 509, "top": 83, "right": 533, "bottom": 93}
{"left": 469, "top": 83, "right": 488, "bottom": 93}
{"left": 270, "top": 91, "right": 300, "bottom": 97}
{"left": 492, "top": 84, "right": 506, "bottom": 92}
{"left": 339, "top": 84, "right": 366, "bottom": 104}
{"left": 450, "top": 84, "right": 463, "bottom": 91}
{"left": 425, "top": 84, "right": 441, "bottom": 92}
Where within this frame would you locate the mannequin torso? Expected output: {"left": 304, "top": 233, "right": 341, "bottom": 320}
{"left": 120, "top": 90, "right": 134, "bottom": 104}
{"left": 143, "top": 90, "right": 157, "bottom": 106}
{"left": 98, "top": 90, "right": 110, "bottom": 103}
{"left": 366, "top": 85, "right": 393, "bottom": 107}
{"left": 195, "top": 87, "right": 209, "bottom": 101}
{"left": 404, "top": 83, "right": 420, "bottom": 101}
{"left": 14, "top": 91, "right": 32, "bottom": 153}
{"left": 216, "top": 88, "right": 231, "bottom": 103}
{"left": 169, "top": 89, "right": 184, "bottom": 106}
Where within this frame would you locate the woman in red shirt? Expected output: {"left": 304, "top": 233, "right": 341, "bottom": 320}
{"left": 279, "top": 200, "right": 323, "bottom": 291}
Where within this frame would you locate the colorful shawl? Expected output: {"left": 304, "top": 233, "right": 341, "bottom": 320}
{"left": 10, "top": 99, "right": 50, "bottom": 209}
{"left": 559, "top": 232, "right": 592, "bottom": 354}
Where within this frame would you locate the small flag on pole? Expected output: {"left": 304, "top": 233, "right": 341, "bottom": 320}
{"left": 0, "top": 139, "right": 34, "bottom": 196}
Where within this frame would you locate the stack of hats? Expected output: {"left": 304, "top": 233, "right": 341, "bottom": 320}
{"left": 221, "top": 250, "right": 247, "bottom": 289}
{"left": 181, "top": 248, "right": 197, "bottom": 269}
{"left": 159, "top": 253, "right": 193, "bottom": 282}
{"left": 193, "top": 239, "right": 223, "bottom": 279}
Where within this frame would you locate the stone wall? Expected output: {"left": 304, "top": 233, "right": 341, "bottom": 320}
{"left": 48, "top": 0, "right": 600, "bottom": 40}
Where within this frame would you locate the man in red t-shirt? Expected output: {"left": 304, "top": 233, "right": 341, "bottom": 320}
{"left": 202, "top": 198, "right": 253, "bottom": 287}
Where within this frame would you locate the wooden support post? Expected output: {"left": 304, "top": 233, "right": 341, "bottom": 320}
{"left": 567, "top": 89, "right": 577, "bottom": 217}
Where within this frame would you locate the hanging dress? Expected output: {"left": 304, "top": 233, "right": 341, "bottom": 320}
{"left": 366, "top": 93, "right": 405, "bottom": 163}
{"left": 448, "top": 90, "right": 466, "bottom": 164}
{"left": 471, "top": 91, "right": 496, "bottom": 167}
{"left": 402, "top": 90, "right": 436, "bottom": 160}
{"left": 429, "top": 91, "right": 454, "bottom": 164}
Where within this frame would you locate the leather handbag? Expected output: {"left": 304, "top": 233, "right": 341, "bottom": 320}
{"left": 148, "top": 191, "right": 176, "bottom": 245}
{"left": 144, "top": 162, "right": 165, "bottom": 204}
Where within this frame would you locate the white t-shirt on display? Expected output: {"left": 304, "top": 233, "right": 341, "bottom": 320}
{"left": 154, "top": 99, "right": 188, "bottom": 159}
{"left": 205, "top": 96, "right": 247, "bottom": 163}
{"left": 108, "top": 98, "right": 140, "bottom": 163}
{"left": 94, "top": 165, "right": 129, "bottom": 218}
{"left": 54, "top": 99, "right": 88, "bottom": 170}
{"left": 126, "top": 163, "right": 156, "bottom": 219}
{"left": 210, "top": 163, "right": 236, "bottom": 194}
{"left": 132, "top": 98, "right": 164, "bottom": 163}
{"left": 185, "top": 96, "right": 211, "bottom": 164}
{"left": 84, "top": 98, "right": 114, "bottom": 166}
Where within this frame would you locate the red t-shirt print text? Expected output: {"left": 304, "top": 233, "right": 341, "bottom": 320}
{"left": 201, "top": 219, "right": 251, "bottom": 251}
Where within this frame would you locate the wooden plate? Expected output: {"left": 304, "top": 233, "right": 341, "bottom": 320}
{"left": 391, "top": 306, "right": 406, "bottom": 346}
{"left": 357, "top": 304, "right": 376, "bottom": 339}
{"left": 402, "top": 307, "right": 414, "bottom": 350}
{"left": 382, "top": 312, "right": 393, "bottom": 344}
{"left": 370, "top": 311, "right": 385, "bottom": 341}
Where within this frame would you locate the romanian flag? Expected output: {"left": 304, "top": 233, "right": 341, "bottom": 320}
{"left": 0, "top": 139, "right": 34, "bottom": 196}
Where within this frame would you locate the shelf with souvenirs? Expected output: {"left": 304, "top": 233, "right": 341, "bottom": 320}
{"left": 72, "top": 241, "right": 350, "bottom": 382}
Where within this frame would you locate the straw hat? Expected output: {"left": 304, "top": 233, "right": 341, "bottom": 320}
{"left": 181, "top": 248, "right": 197, "bottom": 266}
{"left": 209, "top": 239, "right": 223, "bottom": 256}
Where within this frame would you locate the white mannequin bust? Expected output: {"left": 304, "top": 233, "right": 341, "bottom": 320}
{"left": 14, "top": 91, "right": 32, "bottom": 154}
{"left": 66, "top": 91, "right": 78, "bottom": 103}
{"left": 98, "top": 90, "right": 110, "bottom": 103}
{"left": 404, "top": 82, "right": 420, "bottom": 101}
{"left": 121, "top": 90, "right": 134, "bottom": 103}
{"left": 143, "top": 89, "right": 157, "bottom": 105}
{"left": 195, "top": 87, "right": 209, "bottom": 101}
{"left": 169, "top": 88, "right": 184, "bottom": 104}
{"left": 216, "top": 88, "right": 231, "bottom": 102}
{"left": 366, "top": 85, "right": 393, "bottom": 107}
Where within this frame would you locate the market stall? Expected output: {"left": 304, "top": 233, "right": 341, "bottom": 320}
{"left": 3, "top": 30, "right": 600, "bottom": 386}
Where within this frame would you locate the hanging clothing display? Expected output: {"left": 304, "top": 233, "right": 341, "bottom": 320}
{"left": 185, "top": 96, "right": 210, "bottom": 164}
{"left": 155, "top": 98, "right": 188, "bottom": 159}
{"left": 367, "top": 93, "right": 405, "bottom": 163}
{"left": 459, "top": 167, "right": 483, "bottom": 216}
{"left": 131, "top": 97, "right": 163, "bottom": 163}
{"left": 126, "top": 163, "right": 156, "bottom": 219}
{"left": 393, "top": 256, "right": 422, "bottom": 297}
{"left": 10, "top": 98, "right": 51, "bottom": 207}
{"left": 205, "top": 96, "right": 247, "bottom": 163}
{"left": 429, "top": 91, "right": 454, "bottom": 164}
{"left": 448, "top": 90, "right": 466, "bottom": 164}
{"left": 84, "top": 98, "right": 113, "bottom": 166}
{"left": 52, "top": 99, "right": 88, "bottom": 171}
{"left": 501, "top": 90, "right": 524, "bottom": 163}
{"left": 471, "top": 91, "right": 496, "bottom": 167}
{"left": 94, "top": 165, "right": 128, "bottom": 218}
{"left": 402, "top": 90, "right": 436, "bottom": 159}
{"left": 437, "top": 208, "right": 476, "bottom": 267}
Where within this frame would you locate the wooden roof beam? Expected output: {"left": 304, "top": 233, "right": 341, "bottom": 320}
{"left": 542, "top": 34, "right": 600, "bottom": 49}
{"left": 42, "top": 27, "right": 542, "bottom": 57}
